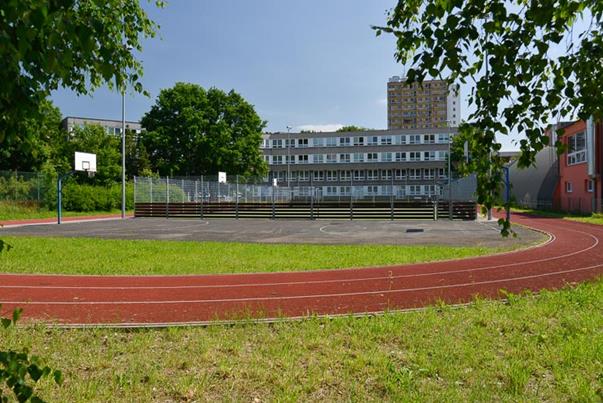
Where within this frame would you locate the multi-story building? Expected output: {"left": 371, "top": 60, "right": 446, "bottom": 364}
{"left": 61, "top": 116, "right": 142, "bottom": 136}
{"left": 261, "top": 128, "right": 456, "bottom": 198}
{"left": 510, "top": 119, "right": 603, "bottom": 213}
{"left": 387, "top": 77, "right": 460, "bottom": 130}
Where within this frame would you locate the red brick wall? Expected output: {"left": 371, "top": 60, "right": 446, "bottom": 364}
{"left": 558, "top": 121, "right": 598, "bottom": 213}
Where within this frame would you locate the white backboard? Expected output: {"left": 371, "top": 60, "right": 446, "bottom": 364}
{"left": 218, "top": 171, "right": 227, "bottom": 183}
{"left": 75, "top": 152, "right": 97, "bottom": 172}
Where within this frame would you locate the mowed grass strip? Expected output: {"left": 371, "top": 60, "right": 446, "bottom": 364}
{"left": 0, "top": 236, "right": 507, "bottom": 275}
{"left": 3, "top": 279, "right": 602, "bottom": 401}
{"left": 0, "top": 201, "right": 129, "bottom": 221}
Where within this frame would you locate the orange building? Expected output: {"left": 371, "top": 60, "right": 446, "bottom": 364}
{"left": 387, "top": 77, "right": 460, "bottom": 129}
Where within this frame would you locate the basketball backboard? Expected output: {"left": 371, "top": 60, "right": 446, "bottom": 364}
{"left": 75, "top": 152, "right": 97, "bottom": 173}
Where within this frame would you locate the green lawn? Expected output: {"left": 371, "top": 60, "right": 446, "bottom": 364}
{"left": 0, "top": 236, "right": 517, "bottom": 275}
{"left": 3, "top": 279, "right": 601, "bottom": 401}
{"left": 0, "top": 201, "right": 129, "bottom": 221}
{"left": 510, "top": 207, "right": 603, "bottom": 226}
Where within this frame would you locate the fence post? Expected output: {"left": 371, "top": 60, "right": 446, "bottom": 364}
{"left": 37, "top": 172, "right": 41, "bottom": 203}
{"left": 166, "top": 177, "right": 170, "bottom": 218}
{"left": 149, "top": 177, "right": 153, "bottom": 203}
{"left": 350, "top": 176, "right": 353, "bottom": 220}
{"left": 310, "top": 186, "right": 314, "bottom": 220}
{"left": 271, "top": 184, "right": 275, "bottom": 219}
{"left": 134, "top": 176, "right": 137, "bottom": 207}
{"left": 433, "top": 199, "right": 438, "bottom": 220}
{"left": 390, "top": 175, "right": 394, "bottom": 221}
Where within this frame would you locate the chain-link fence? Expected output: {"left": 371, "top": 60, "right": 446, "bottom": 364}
{"left": 133, "top": 175, "right": 479, "bottom": 204}
{"left": 0, "top": 171, "right": 49, "bottom": 203}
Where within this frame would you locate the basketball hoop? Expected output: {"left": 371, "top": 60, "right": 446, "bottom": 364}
{"left": 75, "top": 152, "right": 97, "bottom": 176}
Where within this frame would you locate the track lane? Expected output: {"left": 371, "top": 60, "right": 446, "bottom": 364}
{"left": 1, "top": 213, "right": 602, "bottom": 325}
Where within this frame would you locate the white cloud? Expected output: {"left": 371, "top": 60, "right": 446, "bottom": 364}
{"left": 296, "top": 123, "right": 344, "bottom": 133}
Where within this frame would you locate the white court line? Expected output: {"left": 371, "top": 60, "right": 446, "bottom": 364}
{"left": 1, "top": 263, "right": 601, "bottom": 305}
{"left": 2, "top": 227, "right": 600, "bottom": 291}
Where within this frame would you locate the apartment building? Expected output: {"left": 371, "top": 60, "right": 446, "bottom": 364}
{"left": 61, "top": 116, "right": 142, "bottom": 135}
{"left": 261, "top": 128, "right": 455, "bottom": 198}
{"left": 387, "top": 77, "right": 460, "bottom": 130}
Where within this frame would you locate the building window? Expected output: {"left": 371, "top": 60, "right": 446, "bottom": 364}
{"left": 297, "top": 155, "right": 308, "bottom": 164}
{"left": 367, "top": 136, "right": 379, "bottom": 146}
{"left": 437, "top": 134, "right": 450, "bottom": 144}
{"left": 424, "top": 151, "right": 436, "bottom": 161}
{"left": 367, "top": 186, "right": 379, "bottom": 195}
{"left": 339, "top": 153, "right": 351, "bottom": 163}
{"left": 272, "top": 156, "right": 283, "bottom": 165}
{"left": 395, "top": 169, "right": 407, "bottom": 180}
{"left": 272, "top": 139, "right": 283, "bottom": 149}
{"left": 339, "top": 137, "right": 351, "bottom": 147}
{"left": 313, "top": 154, "right": 324, "bottom": 164}
{"left": 565, "top": 181, "right": 573, "bottom": 193}
{"left": 380, "top": 136, "right": 392, "bottom": 145}
{"left": 367, "top": 170, "right": 378, "bottom": 181}
{"left": 326, "top": 137, "right": 337, "bottom": 147}
{"left": 367, "top": 153, "right": 378, "bottom": 162}
{"left": 341, "top": 170, "right": 352, "bottom": 181}
{"left": 382, "top": 152, "right": 392, "bottom": 162}
{"left": 409, "top": 135, "right": 421, "bottom": 144}
{"left": 298, "top": 171, "right": 309, "bottom": 182}
{"left": 424, "top": 134, "right": 435, "bottom": 144}
{"left": 382, "top": 169, "right": 392, "bottom": 180}
{"left": 438, "top": 168, "right": 447, "bottom": 179}
{"left": 313, "top": 171, "right": 324, "bottom": 181}
{"left": 353, "top": 170, "right": 365, "bottom": 180}
{"left": 424, "top": 168, "right": 436, "bottom": 179}
{"left": 409, "top": 152, "right": 421, "bottom": 162}
{"left": 326, "top": 153, "right": 337, "bottom": 163}
{"left": 587, "top": 179, "right": 594, "bottom": 193}
{"left": 312, "top": 138, "right": 324, "bottom": 147}
{"left": 409, "top": 169, "right": 421, "bottom": 180}
{"left": 567, "top": 132, "right": 586, "bottom": 165}
{"left": 395, "top": 152, "right": 406, "bottom": 162}
{"left": 354, "top": 136, "right": 365, "bottom": 146}
{"left": 297, "top": 138, "right": 308, "bottom": 148}
{"left": 353, "top": 153, "right": 364, "bottom": 163}
{"left": 326, "top": 170, "right": 338, "bottom": 181}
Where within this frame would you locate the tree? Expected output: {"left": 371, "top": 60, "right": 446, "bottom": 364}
{"left": 61, "top": 125, "right": 122, "bottom": 186}
{"left": 375, "top": 1, "right": 603, "bottom": 234}
{"left": 0, "top": 100, "right": 62, "bottom": 172}
{"left": 336, "top": 125, "right": 369, "bottom": 132}
{"left": 141, "top": 83, "right": 268, "bottom": 177}
{"left": 0, "top": 0, "right": 162, "bottom": 148}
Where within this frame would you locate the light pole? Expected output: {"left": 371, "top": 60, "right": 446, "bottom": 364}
{"left": 121, "top": 89, "right": 126, "bottom": 219}
{"left": 286, "top": 125, "right": 292, "bottom": 188}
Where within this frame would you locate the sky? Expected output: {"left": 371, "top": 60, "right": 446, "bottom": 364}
{"left": 49, "top": 0, "right": 569, "bottom": 151}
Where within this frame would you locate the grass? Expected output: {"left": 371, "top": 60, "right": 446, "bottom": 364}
{"left": 2, "top": 279, "right": 601, "bottom": 401}
{"left": 0, "top": 236, "right": 523, "bottom": 275}
{"left": 0, "top": 201, "right": 129, "bottom": 221}
{"left": 510, "top": 206, "right": 603, "bottom": 226}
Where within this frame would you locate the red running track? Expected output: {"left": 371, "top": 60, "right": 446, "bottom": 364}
{"left": 1, "top": 213, "right": 602, "bottom": 326}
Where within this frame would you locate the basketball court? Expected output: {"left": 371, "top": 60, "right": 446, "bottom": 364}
{"left": 0, "top": 217, "right": 544, "bottom": 247}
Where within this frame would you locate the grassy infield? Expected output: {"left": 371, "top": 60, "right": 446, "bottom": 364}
{"left": 0, "top": 207, "right": 602, "bottom": 400}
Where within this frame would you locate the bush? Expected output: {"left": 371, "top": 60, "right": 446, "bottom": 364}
{"left": 57, "top": 183, "right": 134, "bottom": 212}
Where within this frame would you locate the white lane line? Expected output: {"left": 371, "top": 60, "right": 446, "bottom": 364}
{"left": 1, "top": 228, "right": 598, "bottom": 291}
{"left": 1, "top": 263, "right": 601, "bottom": 305}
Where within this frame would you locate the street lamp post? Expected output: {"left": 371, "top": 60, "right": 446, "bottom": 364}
{"left": 121, "top": 89, "right": 126, "bottom": 219}
{"left": 286, "top": 125, "right": 292, "bottom": 188}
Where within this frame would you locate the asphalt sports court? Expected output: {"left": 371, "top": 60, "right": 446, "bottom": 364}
{"left": 1, "top": 217, "right": 543, "bottom": 248}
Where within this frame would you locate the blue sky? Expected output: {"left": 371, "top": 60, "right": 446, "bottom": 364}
{"left": 51, "top": 0, "right": 573, "bottom": 151}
